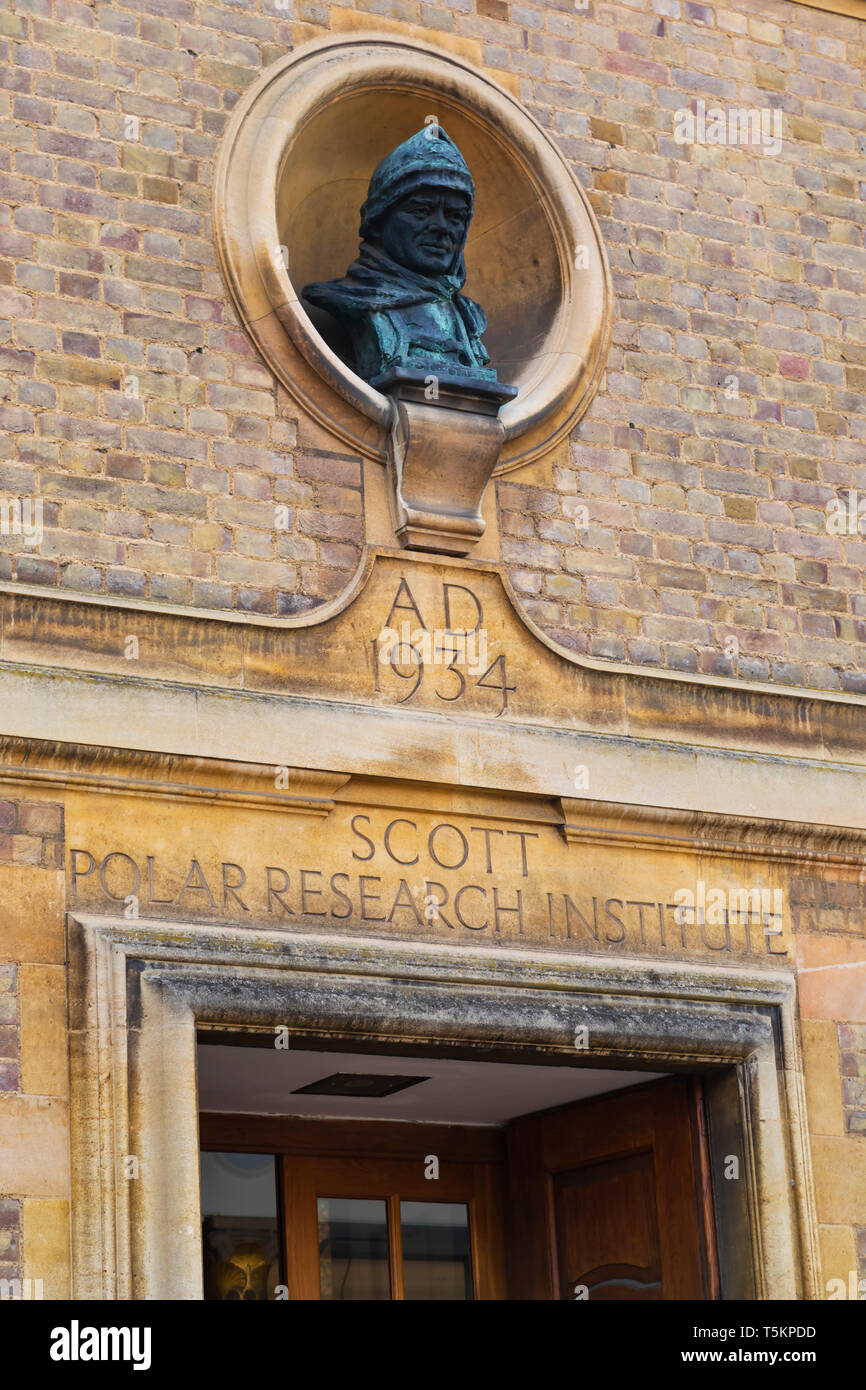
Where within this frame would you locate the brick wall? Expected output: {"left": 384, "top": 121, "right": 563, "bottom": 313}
{"left": 796, "top": 868, "right": 866, "bottom": 1294}
{"left": 0, "top": 1197, "right": 20, "bottom": 1291}
{"left": 0, "top": 965, "right": 17, "bottom": 1097}
{"left": 790, "top": 869, "right": 866, "bottom": 936}
{"left": 840, "top": 1024, "right": 866, "bottom": 1136}
{"left": 0, "top": 0, "right": 864, "bottom": 675}
{"left": 498, "top": 0, "right": 866, "bottom": 692}
{"left": 0, "top": 796, "right": 63, "bottom": 868}
{"left": 0, "top": 957, "right": 20, "bottom": 1292}
{"left": 792, "top": 874, "right": 866, "bottom": 1129}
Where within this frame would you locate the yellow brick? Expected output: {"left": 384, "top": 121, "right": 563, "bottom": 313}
{"left": 142, "top": 175, "right": 179, "bottom": 206}
{"left": 819, "top": 1224, "right": 857, "bottom": 1295}
{"left": 0, "top": 867, "right": 65, "bottom": 965}
{"left": 19, "top": 964, "right": 68, "bottom": 1099}
{"left": 811, "top": 1136, "right": 866, "bottom": 1226}
{"left": 39, "top": 355, "right": 121, "bottom": 388}
{"left": 21, "top": 1198, "right": 70, "bottom": 1298}
{"left": 802, "top": 1020, "right": 845, "bottom": 1137}
{"left": 0, "top": 1096, "right": 68, "bottom": 1199}
{"left": 790, "top": 117, "right": 823, "bottom": 144}
{"left": 755, "top": 64, "right": 786, "bottom": 92}
{"left": 748, "top": 19, "right": 783, "bottom": 44}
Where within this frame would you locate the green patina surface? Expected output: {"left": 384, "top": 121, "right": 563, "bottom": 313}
{"left": 303, "top": 126, "right": 503, "bottom": 386}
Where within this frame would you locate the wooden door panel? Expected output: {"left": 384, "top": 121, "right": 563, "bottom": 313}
{"left": 554, "top": 1153, "right": 662, "bottom": 1300}
{"left": 506, "top": 1077, "right": 711, "bottom": 1301}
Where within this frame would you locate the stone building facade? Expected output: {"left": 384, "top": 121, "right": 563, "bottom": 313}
{"left": 0, "top": 0, "right": 865, "bottom": 677}
{"left": 0, "top": 0, "right": 864, "bottom": 1302}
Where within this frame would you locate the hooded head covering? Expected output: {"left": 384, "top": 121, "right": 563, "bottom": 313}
{"left": 302, "top": 125, "right": 493, "bottom": 382}
{"left": 359, "top": 125, "right": 475, "bottom": 242}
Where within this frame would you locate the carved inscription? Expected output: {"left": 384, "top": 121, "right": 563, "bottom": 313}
{"left": 69, "top": 809, "right": 789, "bottom": 962}
{"left": 372, "top": 579, "right": 515, "bottom": 715}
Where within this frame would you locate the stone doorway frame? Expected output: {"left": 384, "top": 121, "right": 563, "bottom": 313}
{"left": 68, "top": 912, "right": 820, "bottom": 1301}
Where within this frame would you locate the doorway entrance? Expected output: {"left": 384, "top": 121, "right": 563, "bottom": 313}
{"left": 70, "top": 913, "right": 813, "bottom": 1299}
{"left": 199, "top": 1047, "right": 716, "bottom": 1300}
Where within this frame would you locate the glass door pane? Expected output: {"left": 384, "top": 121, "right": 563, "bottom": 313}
{"left": 317, "top": 1197, "right": 391, "bottom": 1300}
{"left": 400, "top": 1201, "right": 473, "bottom": 1300}
{"left": 200, "top": 1151, "right": 281, "bottom": 1301}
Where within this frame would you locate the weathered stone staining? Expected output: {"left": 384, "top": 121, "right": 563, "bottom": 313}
{"left": 1, "top": 12, "right": 862, "bottom": 1311}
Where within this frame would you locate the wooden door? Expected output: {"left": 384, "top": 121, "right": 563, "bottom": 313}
{"left": 505, "top": 1077, "right": 715, "bottom": 1300}
{"left": 283, "top": 1152, "right": 506, "bottom": 1300}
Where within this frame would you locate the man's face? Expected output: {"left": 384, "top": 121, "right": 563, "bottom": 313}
{"left": 378, "top": 186, "right": 471, "bottom": 276}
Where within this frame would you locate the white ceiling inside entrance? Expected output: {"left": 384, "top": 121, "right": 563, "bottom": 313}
{"left": 197, "top": 1044, "right": 668, "bottom": 1126}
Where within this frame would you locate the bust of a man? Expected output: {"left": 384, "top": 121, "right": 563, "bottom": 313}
{"left": 303, "top": 125, "right": 501, "bottom": 388}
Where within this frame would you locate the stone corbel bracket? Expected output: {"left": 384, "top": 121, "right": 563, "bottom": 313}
{"left": 381, "top": 370, "right": 518, "bottom": 555}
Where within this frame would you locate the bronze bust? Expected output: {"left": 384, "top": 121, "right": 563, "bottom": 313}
{"left": 303, "top": 125, "right": 508, "bottom": 391}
